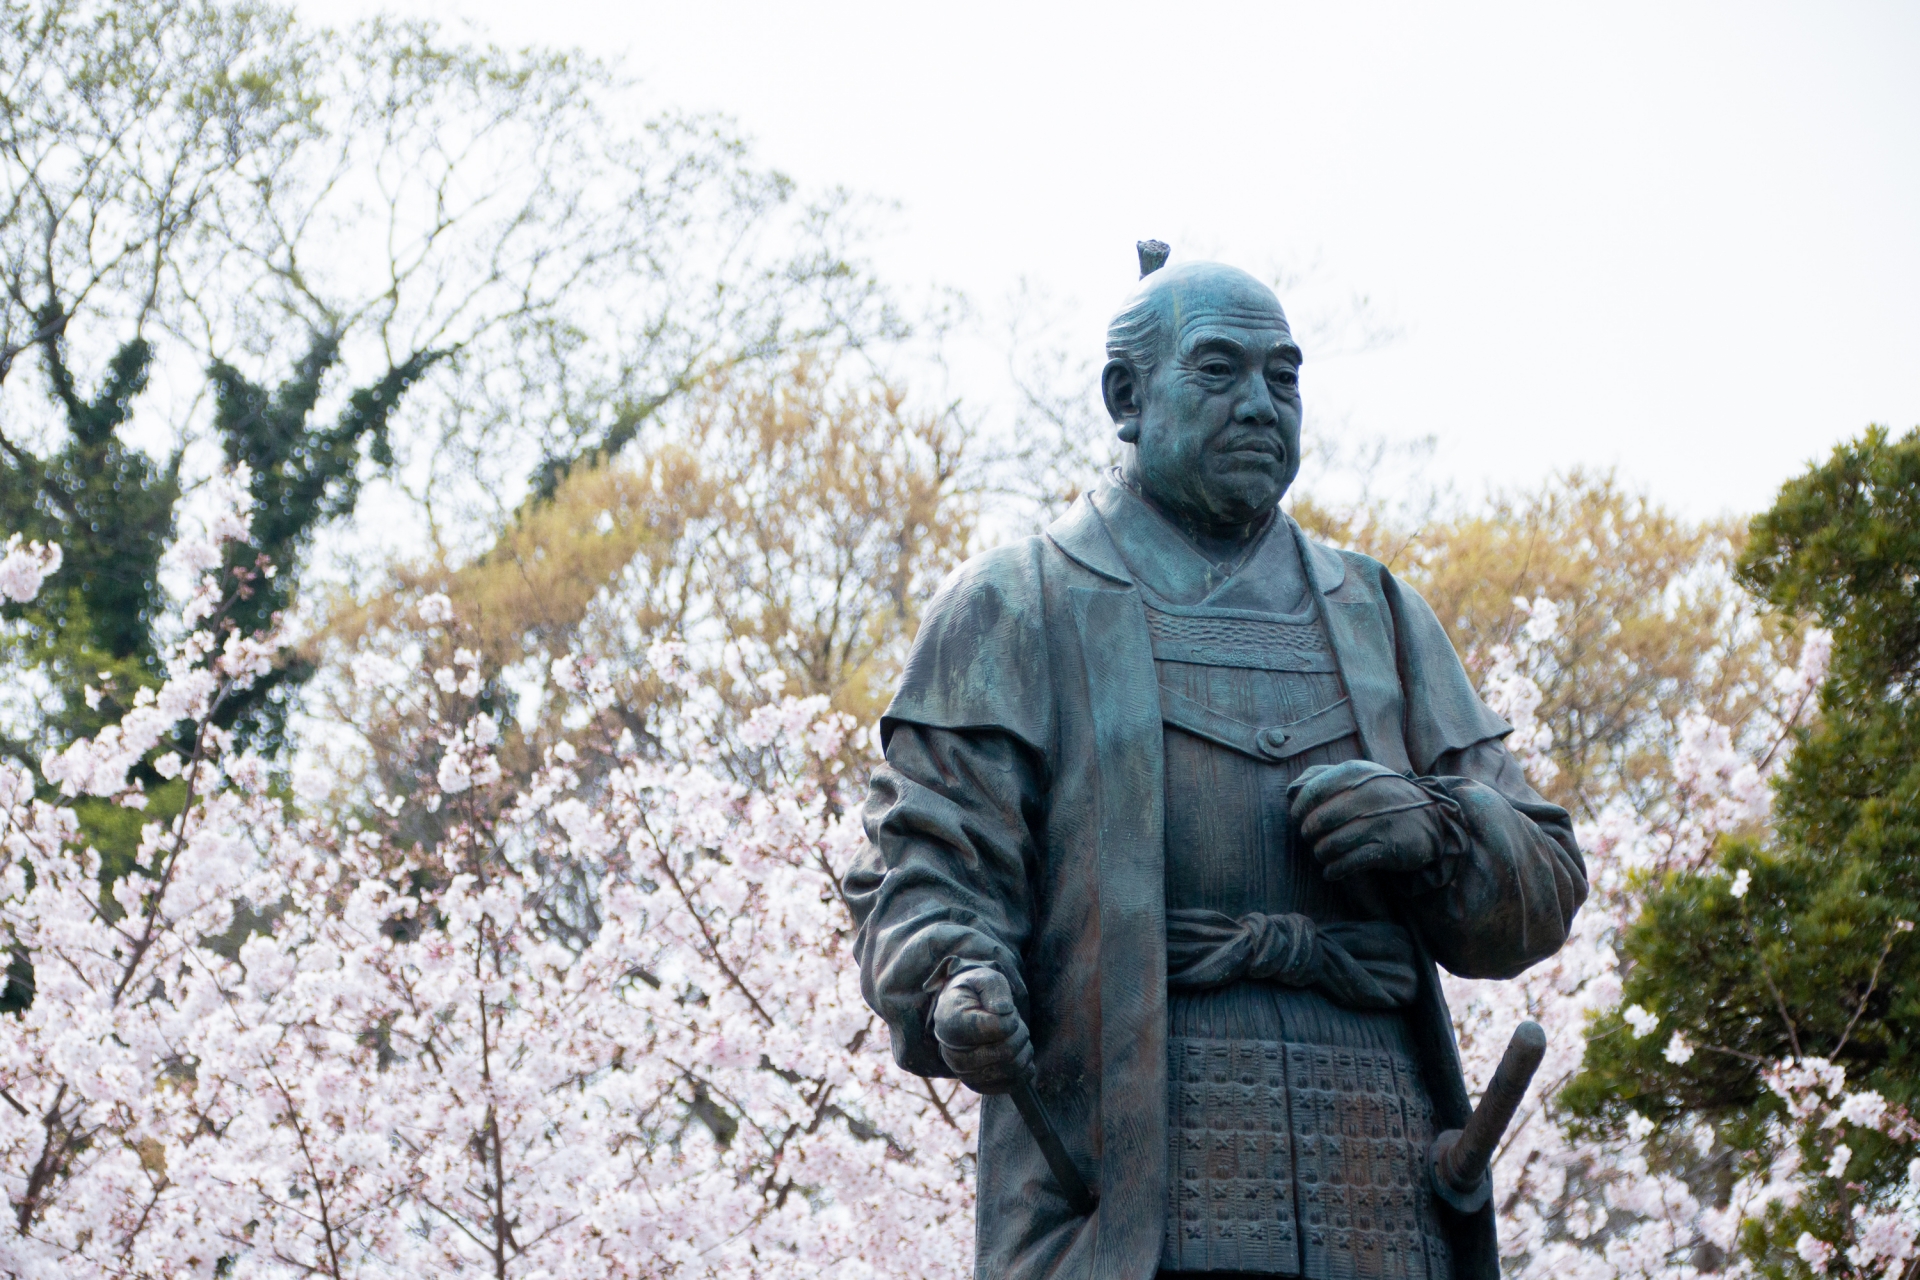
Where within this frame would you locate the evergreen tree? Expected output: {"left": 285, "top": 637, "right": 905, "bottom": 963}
{"left": 208, "top": 333, "right": 444, "bottom": 752}
{"left": 0, "top": 325, "right": 179, "bottom": 757}
{"left": 1564, "top": 424, "right": 1920, "bottom": 1276}
{"left": 0, "top": 322, "right": 432, "bottom": 753}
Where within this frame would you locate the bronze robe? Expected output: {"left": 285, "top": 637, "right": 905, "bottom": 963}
{"left": 848, "top": 486, "right": 1586, "bottom": 1280}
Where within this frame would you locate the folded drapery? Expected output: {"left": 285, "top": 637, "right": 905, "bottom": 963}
{"left": 1164, "top": 908, "right": 1419, "bottom": 1009}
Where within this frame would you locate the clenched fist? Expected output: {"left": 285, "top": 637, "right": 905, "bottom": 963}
{"left": 1290, "top": 759, "right": 1454, "bottom": 884}
{"left": 934, "top": 966, "right": 1033, "bottom": 1095}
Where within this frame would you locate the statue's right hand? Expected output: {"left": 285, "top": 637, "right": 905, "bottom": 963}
{"left": 934, "top": 966, "right": 1033, "bottom": 1095}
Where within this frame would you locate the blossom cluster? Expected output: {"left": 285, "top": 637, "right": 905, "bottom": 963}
{"left": 0, "top": 537, "right": 61, "bottom": 605}
{"left": 0, "top": 483, "right": 975, "bottom": 1278}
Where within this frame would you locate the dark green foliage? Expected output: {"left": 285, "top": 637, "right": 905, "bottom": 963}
{"left": 0, "top": 322, "right": 182, "bottom": 756}
{"left": 209, "top": 333, "right": 444, "bottom": 751}
{"left": 0, "top": 945, "right": 33, "bottom": 1015}
{"left": 0, "top": 315, "right": 440, "bottom": 762}
{"left": 0, "top": 323, "right": 433, "bottom": 906}
{"left": 33, "top": 328, "right": 178, "bottom": 669}
{"left": 1743, "top": 426, "right": 1920, "bottom": 695}
{"left": 1565, "top": 425, "right": 1920, "bottom": 1276}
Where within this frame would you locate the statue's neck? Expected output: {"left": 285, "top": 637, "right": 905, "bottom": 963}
{"left": 1121, "top": 474, "right": 1274, "bottom": 566}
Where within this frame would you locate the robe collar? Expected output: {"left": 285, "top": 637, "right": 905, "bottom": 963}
{"left": 1047, "top": 478, "right": 1348, "bottom": 596}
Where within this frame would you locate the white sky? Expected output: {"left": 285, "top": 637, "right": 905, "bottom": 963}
{"left": 298, "top": 0, "right": 1920, "bottom": 519}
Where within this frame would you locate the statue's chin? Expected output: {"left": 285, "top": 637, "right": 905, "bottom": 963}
{"left": 1133, "top": 454, "right": 1288, "bottom": 530}
{"left": 1194, "top": 474, "right": 1286, "bottom": 526}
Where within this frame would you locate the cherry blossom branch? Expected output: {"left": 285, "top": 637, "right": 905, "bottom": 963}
{"left": 15, "top": 1083, "right": 81, "bottom": 1233}
{"left": 645, "top": 815, "right": 776, "bottom": 1029}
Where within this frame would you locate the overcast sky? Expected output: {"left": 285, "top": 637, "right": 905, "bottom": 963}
{"left": 302, "top": 0, "right": 1920, "bottom": 518}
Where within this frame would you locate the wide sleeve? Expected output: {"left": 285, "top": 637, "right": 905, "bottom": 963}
{"left": 1403, "top": 739, "right": 1588, "bottom": 980}
{"left": 847, "top": 722, "right": 1046, "bottom": 1078}
{"left": 1378, "top": 570, "right": 1588, "bottom": 979}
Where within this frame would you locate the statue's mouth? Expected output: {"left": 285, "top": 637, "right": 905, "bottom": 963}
{"left": 1218, "top": 440, "right": 1287, "bottom": 467}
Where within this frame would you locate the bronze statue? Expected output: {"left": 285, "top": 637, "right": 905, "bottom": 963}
{"left": 847, "top": 248, "right": 1586, "bottom": 1280}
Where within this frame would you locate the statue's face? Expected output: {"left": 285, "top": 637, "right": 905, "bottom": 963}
{"left": 1104, "top": 269, "right": 1302, "bottom": 528}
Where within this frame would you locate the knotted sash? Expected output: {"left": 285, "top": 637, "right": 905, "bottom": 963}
{"left": 1164, "top": 909, "right": 1419, "bottom": 1009}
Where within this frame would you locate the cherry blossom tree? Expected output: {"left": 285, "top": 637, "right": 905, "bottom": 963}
{"left": 2, "top": 467, "right": 1915, "bottom": 1279}
{"left": 0, "top": 475, "right": 975, "bottom": 1278}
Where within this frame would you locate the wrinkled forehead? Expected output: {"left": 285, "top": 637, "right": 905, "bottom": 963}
{"left": 1171, "top": 300, "right": 1300, "bottom": 363}
{"left": 1151, "top": 267, "right": 1296, "bottom": 357}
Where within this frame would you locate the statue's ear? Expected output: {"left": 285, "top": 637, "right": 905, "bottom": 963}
{"left": 1102, "top": 358, "right": 1142, "bottom": 442}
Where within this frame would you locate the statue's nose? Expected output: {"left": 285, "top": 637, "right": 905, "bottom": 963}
{"left": 1236, "top": 376, "right": 1280, "bottom": 425}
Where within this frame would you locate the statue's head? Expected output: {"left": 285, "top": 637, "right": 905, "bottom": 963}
{"left": 1102, "top": 260, "right": 1302, "bottom": 529}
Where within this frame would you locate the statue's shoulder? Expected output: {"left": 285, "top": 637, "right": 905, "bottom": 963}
{"left": 909, "top": 535, "right": 1058, "bottom": 664}
{"left": 1288, "top": 521, "right": 1430, "bottom": 608}
{"left": 948, "top": 533, "right": 1054, "bottom": 587}
{"left": 927, "top": 534, "right": 1052, "bottom": 610}
{"left": 923, "top": 493, "right": 1123, "bottom": 628}
{"left": 890, "top": 533, "right": 1061, "bottom": 749}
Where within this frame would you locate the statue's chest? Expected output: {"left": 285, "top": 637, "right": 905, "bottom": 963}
{"left": 1148, "top": 601, "right": 1452, "bottom": 1278}
{"left": 1147, "top": 602, "right": 1362, "bottom": 918}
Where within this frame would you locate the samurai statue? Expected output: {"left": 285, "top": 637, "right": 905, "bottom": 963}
{"left": 847, "top": 249, "right": 1587, "bottom": 1280}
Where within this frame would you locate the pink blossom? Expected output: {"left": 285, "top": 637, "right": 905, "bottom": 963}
{"left": 0, "top": 535, "right": 61, "bottom": 603}
{"left": 1797, "top": 1231, "right": 1835, "bottom": 1273}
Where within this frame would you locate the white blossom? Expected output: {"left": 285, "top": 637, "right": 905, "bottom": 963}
{"left": 417, "top": 592, "right": 456, "bottom": 624}
{"left": 1623, "top": 1003, "right": 1660, "bottom": 1038}
{"left": 1663, "top": 1031, "right": 1694, "bottom": 1065}
{"left": 0, "top": 535, "right": 61, "bottom": 602}
{"left": 1836, "top": 1091, "right": 1889, "bottom": 1131}
{"left": 1797, "top": 1231, "right": 1835, "bottom": 1273}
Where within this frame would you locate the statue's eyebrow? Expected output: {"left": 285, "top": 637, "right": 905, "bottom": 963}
{"left": 1178, "top": 329, "right": 1250, "bottom": 361}
{"left": 1177, "top": 327, "right": 1303, "bottom": 366}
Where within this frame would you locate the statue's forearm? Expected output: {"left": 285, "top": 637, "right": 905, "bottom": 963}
{"left": 1406, "top": 741, "right": 1588, "bottom": 979}
{"left": 848, "top": 721, "right": 1042, "bottom": 1076}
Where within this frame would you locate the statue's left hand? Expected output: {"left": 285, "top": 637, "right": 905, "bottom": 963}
{"left": 1291, "top": 760, "right": 1445, "bottom": 882}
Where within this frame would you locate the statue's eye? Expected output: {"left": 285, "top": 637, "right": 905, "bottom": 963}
{"left": 1269, "top": 367, "right": 1299, "bottom": 390}
{"left": 1200, "top": 360, "right": 1233, "bottom": 379}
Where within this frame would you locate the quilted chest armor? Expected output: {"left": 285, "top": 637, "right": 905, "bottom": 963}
{"left": 1152, "top": 596, "right": 1454, "bottom": 1280}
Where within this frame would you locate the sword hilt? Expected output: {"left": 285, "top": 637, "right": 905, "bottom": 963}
{"left": 1009, "top": 1074, "right": 1097, "bottom": 1216}
{"left": 1430, "top": 1020, "right": 1547, "bottom": 1214}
